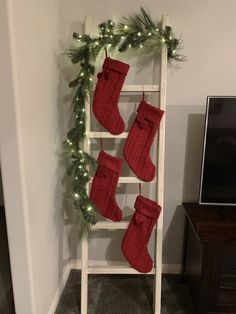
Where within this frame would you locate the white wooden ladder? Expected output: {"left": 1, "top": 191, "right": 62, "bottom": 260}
{"left": 81, "top": 15, "right": 168, "bottom": 314}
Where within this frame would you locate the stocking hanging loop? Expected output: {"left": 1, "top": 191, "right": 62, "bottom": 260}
{"left": 139, "top": 183, "right": 142, "bottom": 195}
{"left": 142, "top": 85, "right": 145, "bottom": 101}
{"left": 100, "top": 137, "right": 103, "bottom": 151}
{"left": 104, "top": 46, "right": 108, "bottom": 58}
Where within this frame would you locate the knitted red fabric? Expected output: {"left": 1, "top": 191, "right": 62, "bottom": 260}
{"left": 93, "top": 57, "right": 130, "bottom": 135}
{"left": 123, "top": 100, "right": 164, "bottom": 182}
{"left": 90, "top": 151, "right": 123, "bottom": 222}
{"left": 121, "top": 195, "right": 161, "bottom": 273}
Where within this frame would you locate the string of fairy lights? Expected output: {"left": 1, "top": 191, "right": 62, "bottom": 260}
{"left": 63, "top": 8, "right": 185, "bottom": 237}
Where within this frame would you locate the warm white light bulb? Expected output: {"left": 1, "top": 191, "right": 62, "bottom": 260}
{"left": 139, "top": 44, "right": 143, "bottom": 48}
{"left": 79, "top": 150, "right": 83, "bottom": 154}
{"left": 74, "top": 193, "right": 79, "bottom": 198}
{"left": 137, "top": 32, "right": 141, "bottom": 37}
{"left": 89, "top": 77, "right": 93, "bottom": 81}
{"left": 82, "top": 108, "right": 85, "bottom": 112}
{"left": 148, "top": 32, "right": 152, "bottom": 36}
{"left": 84, "top": 173, "right": 88, "bottom": 176}
{"left": 79, "top": 121, "right": 83, "bottom": 124}
{"left": 80, "top": 72, "right": 84, "bottom": 77}
{"left": 79, "top": 165, "right": 82, "bottom": 169}
{"left": 124, "top": 25, "right": 128, "bottom": 30}
{"left": 129, "top": 44, "right": 132, "bottom": 48}
{"left": 87, "top": 206, "right": 92, "bottom": 211}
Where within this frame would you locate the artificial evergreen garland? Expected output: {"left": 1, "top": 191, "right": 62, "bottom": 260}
{"left": 63, "top": 7, "right": 184, "bottom": 237}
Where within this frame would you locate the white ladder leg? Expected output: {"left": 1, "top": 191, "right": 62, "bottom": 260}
{"left": 80, "top": 15, "right": 92, "bottom": 314}
{"left": 154, "top": 14, "right": 168, "bottom": 314}
{"left": 81, "top": 236, "right": 88, "bottom": 314}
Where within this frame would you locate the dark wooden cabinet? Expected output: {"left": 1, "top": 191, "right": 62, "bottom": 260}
{"left": 183, "top": 203, "right": 236, "bottom": 314}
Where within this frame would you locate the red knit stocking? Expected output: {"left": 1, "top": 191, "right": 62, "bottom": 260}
{"left": 93, "top": 57, "right": 130, "bottom": 135}
{"left": 121, "top": 195, "right": 161, "bottom": 273}
{"left": 90, "top": 151, "right": 123, "bottom": 222}
{"left": 123, "top": 100, "right": 164, "bottom": 182}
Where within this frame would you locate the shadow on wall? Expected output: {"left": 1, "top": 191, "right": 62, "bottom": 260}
{"left": 163, "top": 205, "right": 186, "bottom": 266}
{"left": 163, "top": 111, "right": 205, "bottom": 265}
{"left": 182, "top": 113, "right": 205, "bottom": 202}
{"left": 55, "top": 43, "right": 83, "bottom": 278}
{"left": 0, "top": 168, "right": 4, "bottom": 206}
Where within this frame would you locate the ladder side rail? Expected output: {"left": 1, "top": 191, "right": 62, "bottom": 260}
{"left": 153, "top": 15, "right": 169, "bottom": 314}
{"left": 81, "top": 15, "right": 93, "bottom": 314}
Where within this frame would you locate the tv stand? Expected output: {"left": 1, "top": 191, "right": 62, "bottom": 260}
{"left": 182, "top": 203, "right": 236, "bottom": 314}
{"left": 217, "top": 206, "right": 227, "bottom": 220}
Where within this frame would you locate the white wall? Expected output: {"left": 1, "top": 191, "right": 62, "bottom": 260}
{"left": 59, "top": 0, "right": 236, "bottom": 267}
{"left": 0, "top": 0, "right": 64, "bottom": 313}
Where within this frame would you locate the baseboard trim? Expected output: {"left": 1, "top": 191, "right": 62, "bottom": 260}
{"left": 47, "top": 260, "right": 182, "bottom": 314}
{"left": 47, "top": 263, "right": 71, "bottom": 314}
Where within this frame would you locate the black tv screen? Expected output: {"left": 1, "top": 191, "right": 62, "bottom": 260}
{"left": 199, "top": 96, "right": 236, "bottom": 205}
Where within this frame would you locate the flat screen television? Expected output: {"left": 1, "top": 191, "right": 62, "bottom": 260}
{"left": 199, "top": 96, "right": 236, "bottom": 206}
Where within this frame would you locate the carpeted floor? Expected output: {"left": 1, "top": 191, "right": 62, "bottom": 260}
{"left": 55, "top": 270, "right": 194, "bottom": 314}
{"left": 0, "top": 206, "right": 15, "bottom": 314}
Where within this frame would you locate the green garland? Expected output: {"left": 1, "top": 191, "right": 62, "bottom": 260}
{"left": 63, "top": 7, "right": 184, "bottom": 237}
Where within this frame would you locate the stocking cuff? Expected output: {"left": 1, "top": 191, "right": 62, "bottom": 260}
{"left": 103, "top": 57, "right": 130, "bottom": 75}
{"left": 137, "top": 100, "right": 164, "bottom": 124}
{"left": 97, "top": 150, "right": 123, "bottom": 174}
{"left": 134, "top": 195, "right": 161, "bottom": 219}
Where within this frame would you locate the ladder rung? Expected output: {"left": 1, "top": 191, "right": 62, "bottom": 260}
{"left": 88, "top": 264, "right": 155, "bottom": 275}
{"left": 89, "top": 132, "right": 128, "bottom": 138}
{"left": 121, "top": 85, "right": 160, "bottom": 92}
{"left": 89, "top": 177, "right": 157, "bottom": 184}
{"left": 118, "top": 177, "right": 157, "bottom": 183}
{"left": 92, "top": 221, "right": 157, "bottom": 230}
{"left": 92, "top": 221, "right": 129, "bottom": 230}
